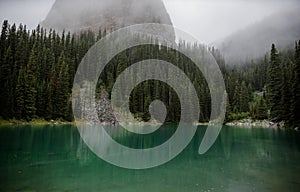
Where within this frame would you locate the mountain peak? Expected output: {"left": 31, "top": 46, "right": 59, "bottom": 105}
{"left": 41, "top": 0, "right": 174, "bottom": 35}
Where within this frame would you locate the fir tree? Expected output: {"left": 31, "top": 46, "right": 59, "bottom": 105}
{"left": 256, "top": 97, "right": 268, "bottom": 120}
{"left": 54, "top": 53, "right": 70, "bottom": 120}
{"left": 291, "top": 41, "right": 300, "bottom": 126}
{"left": 24, "top": 46, "right": 38, "bottom": 120}
{"left": 266, "top": 44, "right": 282, "bottom": 121}
{"left": 15, "top": 66, "right": 26, "bottom": 119}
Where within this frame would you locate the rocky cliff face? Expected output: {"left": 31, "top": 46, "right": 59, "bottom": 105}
{"left": 41, "top": 0, "right": 174, "bottom": 34}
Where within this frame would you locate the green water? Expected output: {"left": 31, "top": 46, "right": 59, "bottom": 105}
{"left": 0, "top": 125, "right": 299, "bottom": 192}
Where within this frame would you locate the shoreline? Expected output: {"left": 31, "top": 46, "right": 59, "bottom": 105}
{"left": 0, "top": 118, "right": 290, "bottom": 129}
{"left": 225, "top": 119, "right": 285, "bottom": 129}
{"left": 0, "top": 119, "right": 75, "bottom": 126}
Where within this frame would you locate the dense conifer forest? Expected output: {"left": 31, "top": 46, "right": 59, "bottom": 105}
{"left": 0, "top": 21, "right": 299, "bottom": 127}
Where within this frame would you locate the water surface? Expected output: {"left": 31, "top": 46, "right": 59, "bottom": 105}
{"left": 0, "top": 125, "right": 299, "bottom": 192}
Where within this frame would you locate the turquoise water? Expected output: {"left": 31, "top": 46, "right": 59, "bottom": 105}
{"left": 0, "top": 125, "right": 299, "bottom": 192}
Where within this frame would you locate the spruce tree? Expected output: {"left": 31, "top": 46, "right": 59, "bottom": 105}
{"left": 15, "top": 66, "right": 26, "bottom": 119}
{"left": 24, "top": 46, "right": 38, "bottom": 120}
{"left": 266, "top": 44, "right": 282, "bottom": 121}
{"left": 55, "top": 53, "right": 70, "bottom": 120}
{"left": 14, "top": 32, "right": 29, "bottom": 117}
{"left": 280, "top": 59, "right": 293, "bottom": 122}
{"left": 0, "top": 47, "right": 13, "bottom": 118}
{"left": 0, "top": 20, "right": 8, "bottom": 60}
{"left": 256, "top": 97, "right": 268, "bottom": 120}
{"left": 291, "top": 41, "right": 300, "bottom": 126}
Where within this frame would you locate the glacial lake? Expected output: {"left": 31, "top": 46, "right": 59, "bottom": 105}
{"left": 0, "top": 125, "right": 300, "bottom": 192}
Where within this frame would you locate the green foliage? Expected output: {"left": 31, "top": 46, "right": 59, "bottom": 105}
{"left": 227, "top": 112, "right": 250, "bottom": 122}
{"left": 265, "top": 42, "right": 300, "bottom": 126}
{"left": 15, "top": 66, "right": 26, "bottom": 118}
{"left": 266, "top": 44, "right": 282, "bottom": 120}
{"left": 249, "top": 94, "right": 268, "bottom": 120}
{"left": 0, "top": 21, "right": 88, "bottom": 121}
{"left": 0, "top": 20, "right": 299, "bottom": 125}
{"left": 291, "top": 41, "right": 300, "bottom": 126}
{"left": 24, "top": 45, "right": 38, "bottom": 120}
{"left": 55, "top": 53, "right": 70, "bottom": 120}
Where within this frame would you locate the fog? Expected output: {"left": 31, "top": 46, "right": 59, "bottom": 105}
{"left": 0, "top": 0, "right": 299, "bottom": 45}
{"left": 163, "top": 0, "right": 300, "bottom": 44}
{"left": 40, "top": 0, "right": 173, "bottom": 35}
{"left": 217, "top": 7, "right": 300, "bottom": 64}
{"left": 0, "top": 0, "right": 55, "bottom": 29}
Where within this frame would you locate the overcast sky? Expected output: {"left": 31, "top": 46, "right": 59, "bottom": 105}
{"left": 0, "top": 0, "right": 298, "bottom": 44}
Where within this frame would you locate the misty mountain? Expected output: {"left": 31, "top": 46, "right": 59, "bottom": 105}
{"left": 41, "top": 0, "right": 174, "bottom": 38}
{"left": 215, "top": 8, "right": 300, "bottom": 64}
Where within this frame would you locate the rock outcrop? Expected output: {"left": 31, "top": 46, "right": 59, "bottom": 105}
{"left": 96, "top": 90, "right": 118, "bottom": 125}
{"left": 76, "top": 88, "right": 118, "bottom": 125}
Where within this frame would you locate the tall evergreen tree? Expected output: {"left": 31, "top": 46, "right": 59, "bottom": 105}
{"left": 15, "top": 66, "right": 26, "bottom": 119}
{"left": 24, "top": 46, "right": 38, "bottom": 120}
{"left": 280, "top": 59, "right": 293, "bottom": 122}
{"left": 54, "top": 53, "right": 70, "bottom": 120}
{"left": 291, "top": 41, "right": 300, "bottom": 126}
{"left": 267, "top": 44, "right": 282, "bottom": 121}
{"left": 256, "top": 97, "right": 268, "bottom": 120}
{"left": 0, "top": 21, "right": 11, "bottom": 118}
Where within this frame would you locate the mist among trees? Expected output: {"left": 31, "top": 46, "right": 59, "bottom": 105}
{"left": 0, "top": 20, "right": 299, "bottom": 127}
